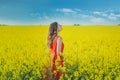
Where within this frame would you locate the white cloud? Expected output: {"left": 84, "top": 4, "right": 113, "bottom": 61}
{"left": 105, "top": 9, "right": 114, "bottom": 13}
{"left": 108, "top": 13, "right": 117, "bottom": 20}
{"left": 90, "top": 17, "right": 115, "bottom": 25}
{"left": 1, "top": 8, "right": 120, "bottom": 25}
{"left": 107, "top": 13, "right": 120, "bottom": 20}
{"left": 34, "top": 15, "right": 76, "bottom": 25}
{"left": 116, "top": 14, "right": 120, "bottom": 17}
{"left": 93, "top": 11, "right": 101, "bottom": 15}
{"left": 56, "top": 8, "right": 76, "bottom": 13}
{"left": 93, "top": 11, "right": 120, "bottom": 21}
{"left": 35, "top": 9, "right": 119, "bottom": 25}
{"left": 90, "top": 17, "right": 106, "bottom": 23}
{"left": 93, "top": 11, "right": 108, "bottom": 17}
{"left": 56, "top": 9, "right": 118, "bottom": 25}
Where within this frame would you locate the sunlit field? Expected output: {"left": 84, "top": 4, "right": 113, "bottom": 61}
{"left": 0, "top": 25, "right": 120, "bottom": 80}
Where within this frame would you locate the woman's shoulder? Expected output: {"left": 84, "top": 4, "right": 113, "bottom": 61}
{"left": 53, "top": 35, "right": 62, "bottom": 42}
{"left": 57, "top": 35, "right": 62, "bottom": 40}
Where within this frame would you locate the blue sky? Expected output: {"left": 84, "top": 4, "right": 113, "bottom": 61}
{"left": 0, "top": 0, "right": 120, "bottom": 25}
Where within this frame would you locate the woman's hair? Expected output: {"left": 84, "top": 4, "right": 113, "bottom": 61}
{"left": 47, "top": 22, "right": 58, "bottom": 48}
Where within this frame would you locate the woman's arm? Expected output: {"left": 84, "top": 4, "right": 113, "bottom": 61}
{"left": 57, "top": 37, "right": 62, "bottom": 56}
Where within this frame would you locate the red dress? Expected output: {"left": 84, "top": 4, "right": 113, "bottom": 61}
{"left": 50, "top": 35, "right": 64, "bottom": 80}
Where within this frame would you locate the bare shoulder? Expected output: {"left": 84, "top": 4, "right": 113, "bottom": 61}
{"left": 57, "top": 36, "right": 62, "bottom": 42}
{"left": 57, "top": 36, "right": 62, "bottom": 40}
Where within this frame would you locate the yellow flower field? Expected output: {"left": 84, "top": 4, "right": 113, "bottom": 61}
{"left": 0, "top": 25, "right": 120, "bottom": 80}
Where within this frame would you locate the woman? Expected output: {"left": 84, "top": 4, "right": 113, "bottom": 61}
{"left": 47, "top": 22, "right": 64, "bottom": 80}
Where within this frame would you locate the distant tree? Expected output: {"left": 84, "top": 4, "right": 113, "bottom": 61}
{"left": 0, "top": 24, "right": 8, "bottom": 26}
{"left": 74, "top": 24, "right": 80, "bottom": 26}
{"left": 118, "top": 24, "right": 120, "bottom": 26}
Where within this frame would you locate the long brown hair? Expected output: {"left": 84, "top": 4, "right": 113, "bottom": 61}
{"left": 47, "top": 22, "right": 58, "bottom": 48}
